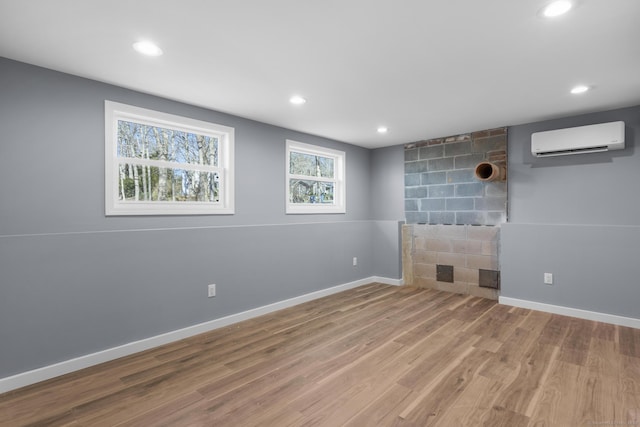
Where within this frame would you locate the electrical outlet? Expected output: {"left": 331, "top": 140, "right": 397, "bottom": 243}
{"left": 353, "top": 257, "right": 358, "bottom": 266}
{"left": 208, "top": 284, "right": 216, "bottom": 297}
{"left": 543, "top": 273, "right": 553, "bottom": 285}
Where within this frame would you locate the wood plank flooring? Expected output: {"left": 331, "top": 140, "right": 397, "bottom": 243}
{"left": 1, "top": 283, "right": 639, "bottom": 426}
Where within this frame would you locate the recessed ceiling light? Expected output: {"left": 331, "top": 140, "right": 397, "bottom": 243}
{"left": 570, "top": 85, "right": 589, "bottom": 94}
{"left": 377, "top": 126, "right": 388, "bottom": 134}
{"left": 289, "top": 95, "right": 307, "bottom": 105}
{"left": 542, "top": 0, "right": 573, "bottom": 17}
{"left": 133, "top": 41, "right": 163, "bottom": 57}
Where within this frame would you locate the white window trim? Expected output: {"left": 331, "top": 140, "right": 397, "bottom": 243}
{"left": 286, "top": 139, "right": 346, "bottom": 214}
{"left": 105, "top": 100, "right": 234, "bottom": 215}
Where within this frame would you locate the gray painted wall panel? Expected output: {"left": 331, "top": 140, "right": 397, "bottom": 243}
{"left": 508, "top": 105, "right": 640, "bottom": 225}
{"left": 0, "top": 57, "right": 372, "bottom": 236}
{"left": 502, "top": 105, "right": 640, "bottom": 319}
{"left": 0, "top": 222, "right": 374, "bottom": 377}
{"left": 369, "top": 146, "right": 404, "bottom": 280}
{"left": 501, "top": 223, "right": 640, "bottom": 318}
{"left": 370, "top": 145, "right": 405, "bottom": 221}
{"left": 372, "top": 220, "right": 403, "bottom": 279}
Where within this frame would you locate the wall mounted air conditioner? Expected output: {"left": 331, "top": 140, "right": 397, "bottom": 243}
{"left": 531, "top": 121, "right": 625, "bottom": 157}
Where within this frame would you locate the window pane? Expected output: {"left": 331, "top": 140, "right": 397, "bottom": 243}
{"left": 117, "top": 120, "right": 218, "bottom": 166}
{"left": 290, "top": 152, "right": 315, "bottom": 175}
{"left": 118, "top": 164, "right": 219, "bottom": 202}
{"left": 289, "top": 179, "right": 334, "bottom": 204}
{"left": 290, "top": 151, "right": 334, "bottom": 178}
{"left": 317, "top": 156, "right": 334, "bottom": 178}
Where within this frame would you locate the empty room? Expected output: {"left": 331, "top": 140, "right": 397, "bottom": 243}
{"left": 1, "top": 1, "right": 639, "bottom": 426}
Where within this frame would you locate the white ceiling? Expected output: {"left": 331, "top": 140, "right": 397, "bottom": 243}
{"left": 1, "top": 0, "right": 639, "bottom": 149}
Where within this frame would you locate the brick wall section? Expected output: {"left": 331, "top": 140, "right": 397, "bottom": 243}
{"left": 402, "top": 224, "right": 499, "bottom": 300}
{"left": 404, "top": 127, "right": 507, "bottom": 226}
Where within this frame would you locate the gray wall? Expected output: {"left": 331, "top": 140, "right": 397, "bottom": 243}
{"left": 0, "top": 58, "right": 401, "bottom": 378}
{"left": 370, "top": 145, "right": 405, "bottom": 221}
{"left": 369, "top": 145, "right": 405, "bottom": 279}
{"left": 0, "top": 59, "right": 372, "bottom": 235}
{"left": 501, "top": 105, "right": 640, "bottom": 319}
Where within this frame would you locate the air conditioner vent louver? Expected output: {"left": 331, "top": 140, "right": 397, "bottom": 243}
{"left": 534, "top": 146, "right": 608, "bottom": 157}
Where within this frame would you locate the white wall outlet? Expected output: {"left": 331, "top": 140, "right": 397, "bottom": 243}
{"left": 208, "top": 284, "right": 216, "bottom": 297}
{"left": 353, "top": 257, "right": 358, "bottom": 266}
{"left": 543, "top": 273, "right": 553, "bottom": 285}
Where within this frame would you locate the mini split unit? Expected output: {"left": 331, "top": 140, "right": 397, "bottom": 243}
{"left": 531, "top": 121, "right": 625, "bottom": 157}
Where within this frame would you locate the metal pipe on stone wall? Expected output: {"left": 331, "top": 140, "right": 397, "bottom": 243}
{"left": 474, "top": 162, "right": 505, "bottom": 182}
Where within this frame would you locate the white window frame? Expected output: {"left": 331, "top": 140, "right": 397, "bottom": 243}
{"left": 286, "top": 139, "right": 346, "bottom": 214}
{"left": 105, "top": 100, "right": 234, "bottom": 215}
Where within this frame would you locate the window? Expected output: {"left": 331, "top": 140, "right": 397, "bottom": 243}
{"left": 105, "top": 101, "right": 234, "bottom": 215}
{"left": 286, "top": 140, "right": 345, "bottom": 214}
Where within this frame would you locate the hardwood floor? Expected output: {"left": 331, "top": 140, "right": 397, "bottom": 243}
{"left": 1, "top": 283, "right": 639, "bottom": 426}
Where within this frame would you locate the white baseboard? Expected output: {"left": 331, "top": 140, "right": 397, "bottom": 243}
{"left": 372, "top": 276, "right": 403, "bottom": 286}
{"left": 0, "top": 276, "right": 401, "bottom": 394}
{"left": 499, "top": 296, "right": 640, "bottom": 329}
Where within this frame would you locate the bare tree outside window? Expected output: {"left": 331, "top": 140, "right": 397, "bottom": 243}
{"left": 105, "top": 101, "right": 234, "bottom": 215}
{"left": 117, "top": 120, "right": 219, "bottom": 203}
{"left": 286, "top": 140, "right": 345, "bottom": 214}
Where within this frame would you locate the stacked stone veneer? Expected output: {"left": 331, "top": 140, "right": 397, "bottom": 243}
{"left": 402, "top": 224, "right": 499, "bottom": 300}
{"left": 404, "top": 128, "right": 507, "bottom": 226}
